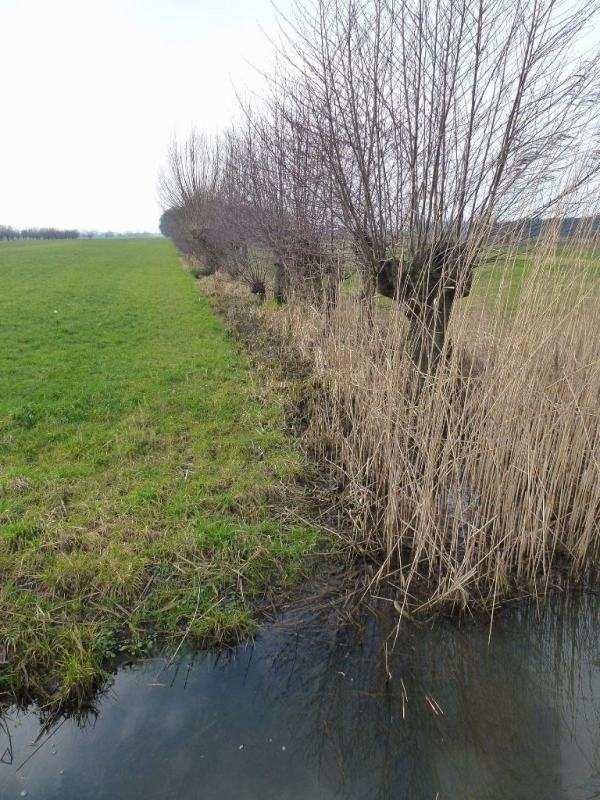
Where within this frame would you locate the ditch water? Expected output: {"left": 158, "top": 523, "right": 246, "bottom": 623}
{"left": 2, "top": 594, "right": 600, "bottom": 800}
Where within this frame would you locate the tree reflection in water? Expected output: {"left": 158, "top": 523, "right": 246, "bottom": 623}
{"left": 1, "top": 592, "right": 600, "bottom": 800}
{"left": 250, "top": 593, "right": 600, "bottom": 799}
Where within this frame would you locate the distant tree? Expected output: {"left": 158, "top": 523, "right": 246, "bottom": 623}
{"left": 16, "top": 227, "right": 79, "bottom": 240}
{"left": 0, "top": 225, "right": 19, "bottom": 241}
{"left": 159, "top": 131, "right": 228, "bottom": 274}
{"left": 159, "top": 207, "right": 198, "bottom": 258}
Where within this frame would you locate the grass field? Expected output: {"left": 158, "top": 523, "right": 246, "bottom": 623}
{"left": 339, "top": 242, "right": 600, "bottom": 314}
{"left": 470, "top": 244, "right": 600, "bottom": 312}
{"left": 0, "top": 238, "right": 316, "bottom": 704}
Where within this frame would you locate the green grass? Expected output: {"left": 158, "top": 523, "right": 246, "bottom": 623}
{"left": 339, "top": 243, "right": 600, "bottom": 314}
{"left": 0, "top": 238, "right": 317, "bottom": 703}
{"left": 469, "top": 245, "right": 600, "bottom": 316}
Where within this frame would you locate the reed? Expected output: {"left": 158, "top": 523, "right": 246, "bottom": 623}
{"left": 260, "top": 232, "right": 600, "bottom": 612}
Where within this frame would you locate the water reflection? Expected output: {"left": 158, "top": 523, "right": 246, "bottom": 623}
{"left": 2, "top": 593, "right": 600, "bottom": 799}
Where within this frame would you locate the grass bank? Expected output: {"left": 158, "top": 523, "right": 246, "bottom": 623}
{"left": 0, "top": 239, "right": 317, "bottom": 704}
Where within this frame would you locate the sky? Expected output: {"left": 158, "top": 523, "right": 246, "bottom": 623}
{"left": 0, "top": 0, "right": 290, "bottom": 233}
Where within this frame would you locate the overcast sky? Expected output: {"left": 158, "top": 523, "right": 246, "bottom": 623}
{"left": 0, "top": 0, "right": 289, "bottom": 233}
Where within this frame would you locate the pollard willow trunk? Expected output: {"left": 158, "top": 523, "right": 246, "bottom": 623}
{"left": 378, "top": 242, "right": 474, "bottom": 375}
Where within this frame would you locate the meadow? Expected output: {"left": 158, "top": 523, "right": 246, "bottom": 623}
{"left": 0, "top": 238, "right": 316, "bottom": 704}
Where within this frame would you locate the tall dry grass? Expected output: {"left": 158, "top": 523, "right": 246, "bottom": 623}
{"left": 275, "top": 233, "right": 600, "bottom": 612}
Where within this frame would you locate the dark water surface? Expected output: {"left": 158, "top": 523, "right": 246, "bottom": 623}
{"left": 3, "top": 595, "right": 600, "bottom": 800}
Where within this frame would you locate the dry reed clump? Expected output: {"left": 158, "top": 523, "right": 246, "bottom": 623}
{"left": 273, "top": 242, "right": 600, "bottom": 613}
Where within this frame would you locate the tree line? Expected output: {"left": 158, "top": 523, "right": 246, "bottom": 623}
{"left": 0, "top": 227, "right": 161, "bottom": 241}
{"left": 159, "top": 0, "right": 600, "bottom": 374}
{"left": 0, "top": 226, "right": 80, "bottom": 241}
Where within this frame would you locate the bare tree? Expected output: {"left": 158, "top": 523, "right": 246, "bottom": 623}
{"left": 277, "top": 0, "right": 600, "bottom": 371}
{"left": 158, "top": 130, "right": 228, "bottom": 273}
{"left": 231, "top": 84, "right": 344, "bottom": 309}
{"left": 0, "top": 225, "right": 19, "bottom": 240}
{"left": 159, "top": 129, "right": 273, "bottom": 299}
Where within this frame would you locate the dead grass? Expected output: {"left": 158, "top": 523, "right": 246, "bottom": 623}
{"left": 206, "top": 235, "right": 600, "bottom": 615}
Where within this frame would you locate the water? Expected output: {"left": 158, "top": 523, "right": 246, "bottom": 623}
{"left": 2, "top": 594, "right": 600, "bottom": 800}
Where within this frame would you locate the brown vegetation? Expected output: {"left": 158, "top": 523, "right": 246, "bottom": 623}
{"left": 202, "top": 235, "right": 600, "bottom": 613}
{"left": 161, "top": 0, "right": 600, "bottom": 613}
